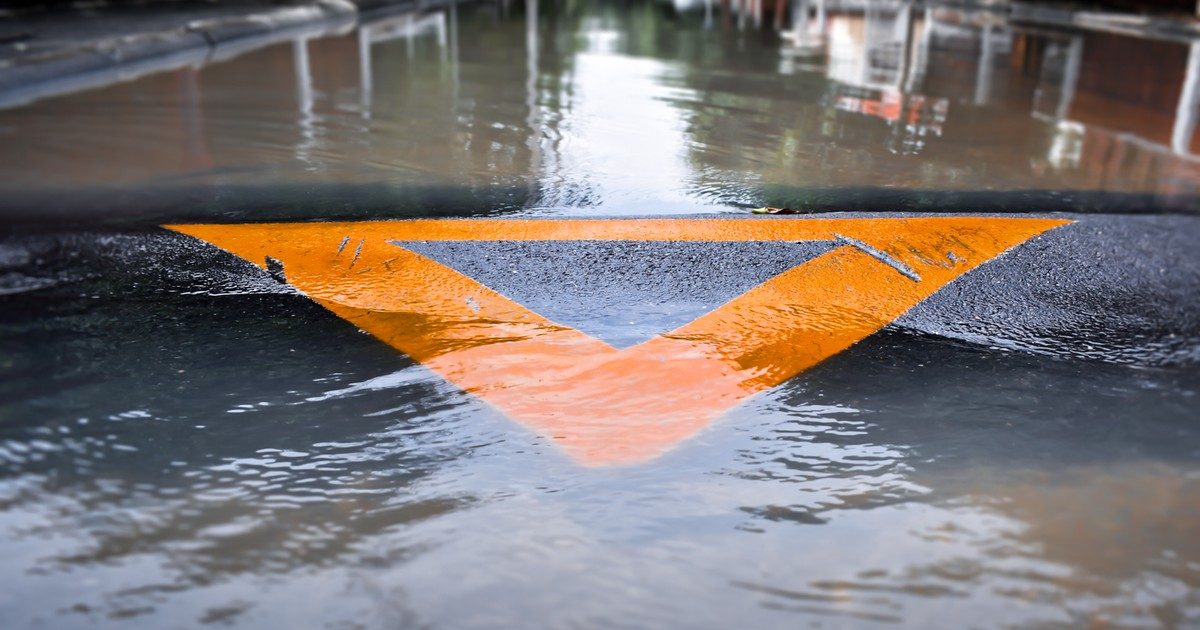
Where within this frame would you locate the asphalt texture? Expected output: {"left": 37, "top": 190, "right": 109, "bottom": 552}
{"left": 403, "top": 240, "right": 837, "bottom": 348}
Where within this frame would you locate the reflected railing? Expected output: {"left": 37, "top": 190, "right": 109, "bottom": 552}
{"left": 356, "top": 10, "right": 455, "bottom": 119}
{"left": 288, "top": 4, "right": 461, "bottom": 168}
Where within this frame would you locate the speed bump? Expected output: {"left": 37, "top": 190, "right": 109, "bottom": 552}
{"left": 168, "top": 217, "right": 1068, "bottom": 466}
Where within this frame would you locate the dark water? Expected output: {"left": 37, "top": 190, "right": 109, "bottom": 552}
{"left": 1, "top": 1, "right": 1199, "bottom": 627}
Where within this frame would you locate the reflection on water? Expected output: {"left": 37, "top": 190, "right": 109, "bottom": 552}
{"left": 0, "top": 0, "right": 1198, "bottom": 217}
{"left": 1, "top": 280, "right": 1198, "bottom": 626}
{"left": 0, "top": 0, "right": 1198, "bottom": 627}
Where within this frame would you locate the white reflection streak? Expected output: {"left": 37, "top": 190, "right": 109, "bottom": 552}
{"left": 791, "top": 0, "right": 808, "bottom": 42}
{"left": 896, "top": 3, "right": 912, "bottom": 89}
{"left": 439, "top": 9, "right": 449, "bottom": 50}
{"left": 293, "top": 37, "right": 317, "bottom": 167}
{"left": 905, "top": 7, "right": 933, "bottom": 94}
{"left": 1056, "top": 36, "right": 1083, "bottom": 120}
{"left": 450, "top": 5, "right": 459, "bottom": 101}
{"left": 974, "top": 26, "right": 993, "bottom": 106}
{"left": 1172, "top": 41, "right": 1199, "bottom": 156}
{"left": 526, "top": 0, "right": 542, "bottom": 203}
{"left": 358, "top": 28, "right": 372, "bottom": 119}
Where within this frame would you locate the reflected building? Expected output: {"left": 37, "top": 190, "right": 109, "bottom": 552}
{"left": 670, "top": 0, "right": 1199, "bottom": 200}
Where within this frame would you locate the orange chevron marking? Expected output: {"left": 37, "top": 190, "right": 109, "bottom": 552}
{"left": 167, "top": 217, "right": 1068, "bottom": 466}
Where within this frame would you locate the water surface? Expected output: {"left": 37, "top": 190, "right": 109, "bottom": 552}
{"left": 0, "top": 1, "right": 1198, "bottom": 627}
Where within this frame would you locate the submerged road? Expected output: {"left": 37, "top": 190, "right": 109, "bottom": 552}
{"left": 3, "top": 212, "right": 1195, "bottom": 364}
{"left": 0, "top": 210, "right": 1197, "bottom": 622}
{"left": 2, "top": 211, "right": 1195, "bottom": 466}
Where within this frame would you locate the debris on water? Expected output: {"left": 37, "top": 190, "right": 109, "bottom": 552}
{"left": 834, "top": 233, "right": 923, "bottom": 282}
{"left": 265, "top": 256, "right": 287, "bottom": 284}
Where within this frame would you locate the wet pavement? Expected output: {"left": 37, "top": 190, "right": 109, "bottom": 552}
{"left": 1, "top": 0, "right": 1199, "bottom": 627}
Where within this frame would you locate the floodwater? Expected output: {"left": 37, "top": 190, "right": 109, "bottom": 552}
{"left": 1, "top": 0, "right": 1199, "bottom": 627}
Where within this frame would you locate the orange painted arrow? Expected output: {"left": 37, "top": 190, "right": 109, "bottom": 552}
{"left": 168, "top": 217, "right": 1068, "bottom": 466}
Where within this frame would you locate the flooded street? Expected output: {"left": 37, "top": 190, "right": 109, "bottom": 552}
{"left": 1, "top": 0, "right": 1199, "bottom": 627}
{"left": 2, "top": 0, "right": 1199, "bottom": 218}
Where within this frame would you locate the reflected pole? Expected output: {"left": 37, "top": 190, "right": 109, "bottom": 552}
{"left": 294, "top": 38, "right": 313, "bottom": 117}
{"left": 791, "top": 0, "right": 808, "bottom": 42}
{"left": 450, "top": 4, "right": 460, "bottom": 101}
{"left": 179, "top": 67, "right": 212, "bottom": 171}
{"left": 974, "top": 27, "right": 994, "bottom": 105}
{"left": 526, "top": 0, "right": 542, "bottom": 205}
{"left": 358, "top": 28, "right": 372, "bottom": 119}
{"left": 438, "top": 11, "right": 449, "bottom": 64}
{"left": 896, "top": 3, "right": 913, "bottom": 90}
{"left": 407, "top": 19, "right": 416, "bottom": 57}
{"left": 905, "top": 7, "right": 933, "bottom": 94}
{"left": 1056, "top": 35, "right": 1082, "bottom": 121}
{"left": 293, "top": 37, "right": 316, "bottom": 165}
{"left": 1173, "top": 41, "right": 1200, "bottom": 155}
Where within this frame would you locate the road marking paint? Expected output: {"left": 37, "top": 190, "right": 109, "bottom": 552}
{"left": 167, "top": 217, "right": 1069, "bottom": 466}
